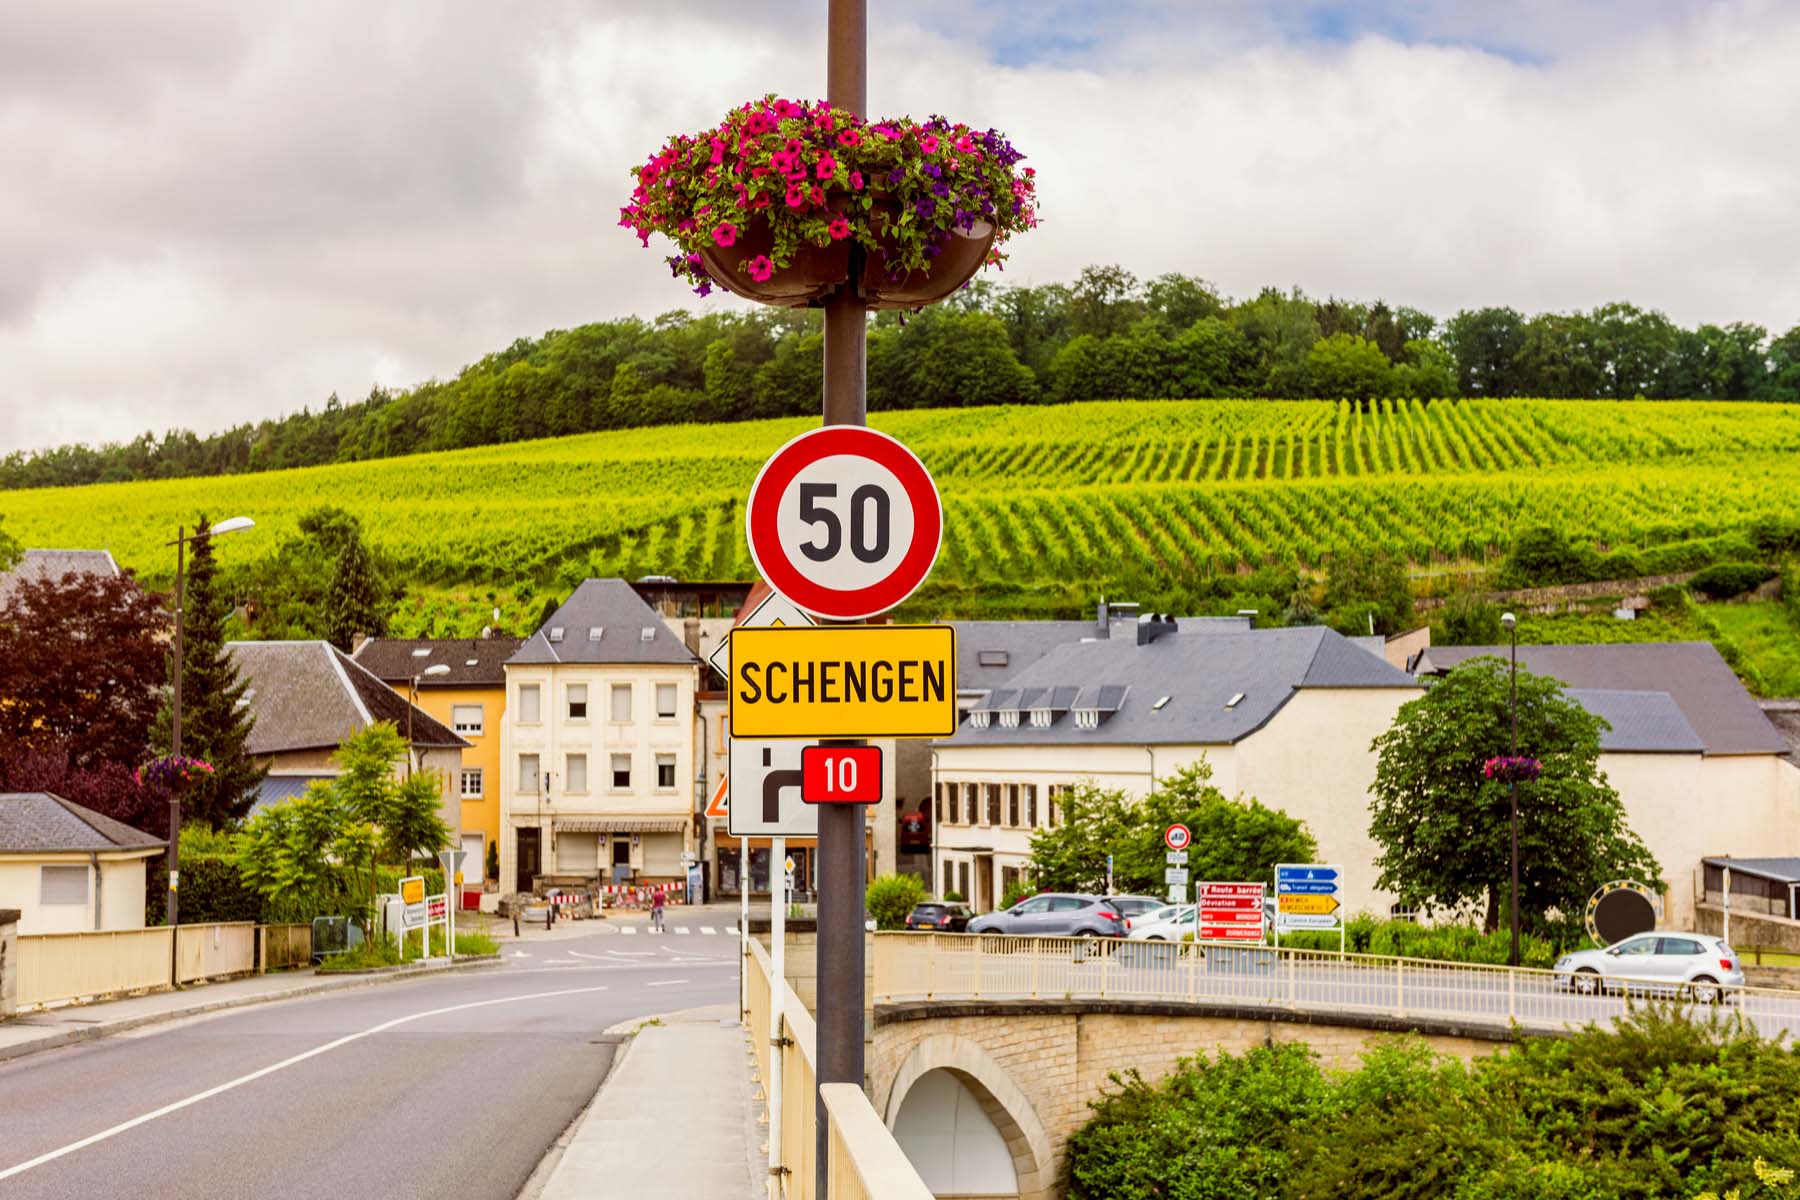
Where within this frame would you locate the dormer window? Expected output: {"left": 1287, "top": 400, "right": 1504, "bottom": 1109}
{"left": 969, "top": 711, "right": 991, "bottom": 729}
{"left": 640, "top": 627, "right": 656, "bottom": 642}
{"left": 1030, "top": 708, "right": 1051, "bottom": 728}
{"left": 977, "top": 650, "right": 1010, "bottom": 668}
{"left": 411, "top": 647, "right": 431, "bottom": 658}
{"left": 548, "top": 627, "right": 564, "bottom": 643}
{"left": 1226, "top": 692, "right": 1245, "bottom": 709}
{"left": 1074, "top": 709, "right": 1099, "bottom": 730}
{"left": 999, "top": 710, "right": 1020, "bottom": 728}
{"left": 588, "top": 627, "right": 604, "bottom": 642}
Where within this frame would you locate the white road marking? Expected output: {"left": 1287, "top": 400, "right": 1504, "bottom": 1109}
{"left": 646, "top": 980, "right": 688, "bottom": 987}
{"left": 621, "top": 927, "right": 637, "bottom": 936}
{"left": 603, "top": 949, "right": 656, "bottom": 957}
{"left": 725, "top": 926, "right": 738, "bottom": 935}
{"left": 700, "top": 926, "right": 717, "bottom": 935}
{"left": 509, "top": 950, "right": 531, "bottom": 959}
{"left": 673, "top": 927, "right": 690, "bottom": 935}
{"left": 0, "top": 985, "right": 612, "bottom": 1183}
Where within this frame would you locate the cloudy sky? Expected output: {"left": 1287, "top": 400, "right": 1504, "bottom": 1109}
{"left": 2, "top": 1, "right": 1797, "bottom": 455}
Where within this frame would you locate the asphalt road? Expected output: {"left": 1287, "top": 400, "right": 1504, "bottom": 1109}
{"left": 0, "top": 927, "right": 739, "bottom": 1200}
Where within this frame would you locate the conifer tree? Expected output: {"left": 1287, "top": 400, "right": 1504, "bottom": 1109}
{"left": 324, "top": 527, "right": 389, "bottom": 651}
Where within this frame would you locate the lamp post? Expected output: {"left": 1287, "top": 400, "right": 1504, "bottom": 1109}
{"left": 406, "top": 663, "right": 452, "bottom": 777}
{"left": 167, "top": 515, "right": 254, "bottom": 985}
{"left": 1501, "top": 611, "right": 1519, "bottom": 968}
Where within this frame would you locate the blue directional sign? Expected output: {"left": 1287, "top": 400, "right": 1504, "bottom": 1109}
{"left": 1276, "top": 866, "right": 1340, "bottom": 883}
{"left": 1280, "top": 881, "right": 1339, "bottom": 894}
{"left": 1274, "top": 863, "right": 1345, "bottom": 939}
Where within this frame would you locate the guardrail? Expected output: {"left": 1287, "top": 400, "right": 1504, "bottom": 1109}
{"left": 15, "top": 922, "right": 258, "bottom": 1011}
{"left": 745, "top": 937, "right": 931, "bottom": 1200}
{"left": 872, "top": 933, "right": 1800, "bottom": 1039}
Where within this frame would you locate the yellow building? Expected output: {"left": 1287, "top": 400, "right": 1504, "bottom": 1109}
{"left": 353, "top": 636, "right": 523, "bottom": 897}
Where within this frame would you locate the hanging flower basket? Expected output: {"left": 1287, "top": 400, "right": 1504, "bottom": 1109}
{"left": 621, "top": 96, "right": 1036, "bottom": 310}
{"left": 1483, "top": 756, "right": 1543, "bottom": 783}
{"left": 136, "top": 755, "right": 216, "bottom": 791}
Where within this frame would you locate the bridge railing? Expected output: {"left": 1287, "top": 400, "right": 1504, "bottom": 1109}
{"left": 872, "top": 933, "right": 1800, "bottom": 1039}
{"left": 746, "top": 937, "right": 932, "bottom": 1200}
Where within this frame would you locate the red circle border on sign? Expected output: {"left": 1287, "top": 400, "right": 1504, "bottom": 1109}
{"left": 745, "top": 426, "right": 943, "bottom": 621}
{"left": 1164, "top": 824, "right": 1191, "bottom": 850}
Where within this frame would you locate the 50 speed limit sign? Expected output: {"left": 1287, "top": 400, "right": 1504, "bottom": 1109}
{"left": 746, "top": 426, "right": 943, "bottom": 621}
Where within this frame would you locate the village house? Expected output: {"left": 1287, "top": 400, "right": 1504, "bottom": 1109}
{"left": 0, "top": 793, "right": 165, "bottom": 934}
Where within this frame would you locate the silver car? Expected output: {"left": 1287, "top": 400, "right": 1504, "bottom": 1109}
{"left": 1554, "top": 932, "right": 1745, "bottom": 1001}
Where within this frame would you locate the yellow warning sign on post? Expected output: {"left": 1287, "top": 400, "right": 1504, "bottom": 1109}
{"left": 729, "top": 624, "right": 957, "bottom": 738}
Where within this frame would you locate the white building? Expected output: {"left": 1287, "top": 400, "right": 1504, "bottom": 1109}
{"left": 0, "top": 793, "right": 165, "bottom": 935}
{"left": 499, "top": 580, "right": 701, "bottom": 895}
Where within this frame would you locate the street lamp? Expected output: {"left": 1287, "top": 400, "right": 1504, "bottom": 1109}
{"left": 406, "top": 663, "right": 452, "bottom": 778}
{"left": 1501, "top": 610, "right": 1519, "bottom": 968}
{"left": 167, "top": 515, "right": 254, "bottom": 984}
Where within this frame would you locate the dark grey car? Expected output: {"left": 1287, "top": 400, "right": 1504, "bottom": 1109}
{"left": 967, "top": 892, "right": 1126, "bottom": 937}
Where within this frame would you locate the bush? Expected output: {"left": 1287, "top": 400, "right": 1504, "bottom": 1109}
{"left": 865, "top": 873, "right": 926, "bottom": 930}
{"left": 1647, "top": 582, "right": 1689, "bottom": 608}
{"left": 1000, "top": 877, "right": 1037, "bottom": 911}
{"left": 1438, "top": 590, "right": 1502, "bottom": 644}
{"left": 1690, "top": 561, "right": 1778, "bottom": 600}
{"left": 1500, "top": 525, "right": 1599, "bottom": 587}
{"left": 1066, "top": 1007, "right": 1800, "bottom": 1200}
{"left": 1276, "top": 914, "right": 1571, "bottom": 967}
{"left": 146, "top": 856, "right": 265, "bottom": 925}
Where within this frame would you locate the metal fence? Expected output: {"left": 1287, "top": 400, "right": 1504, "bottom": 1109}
{"left": 15, "top": 922, "right": 259, "bottom": 1011}
{"left": 872, "top": 933, "right": 1800, "bottom": 1039}
{"left": 745, "top": 937, "right": 932, "bottom": 1200}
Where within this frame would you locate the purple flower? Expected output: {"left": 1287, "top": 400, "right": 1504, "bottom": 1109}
{"left": 887, "top": 166, "right": 905, "bottom": 186}
{"left": 922, "top": 164, "right": 942, "bottom": 179}
{"left": 932, "top": 181, "right": 950, "bottom": 198}
{"left": 914, "top": 197, "right": 937, "bottom": 219}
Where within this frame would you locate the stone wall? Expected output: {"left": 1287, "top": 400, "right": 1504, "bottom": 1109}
{"left": 870, "top": 1000, "right": 1516, "bottom": 1199}
{"left": 1697, "top": 903, "right": 1800, "bottom": 954}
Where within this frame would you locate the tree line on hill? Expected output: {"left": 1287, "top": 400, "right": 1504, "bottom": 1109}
{"left": 4, "top": 265, "right": 1797, "bottom": 490}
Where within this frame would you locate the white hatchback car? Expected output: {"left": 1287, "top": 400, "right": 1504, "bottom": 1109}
{"left": 1554, "top": 932, "right": 1745, "bottom": 1002}
{"left": 1126, "top": 905, "right": 1196, "bottom": 941}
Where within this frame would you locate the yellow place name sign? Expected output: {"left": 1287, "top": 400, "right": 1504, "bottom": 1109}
{"left": 729, "top": 624, "right": 958, "bottom": 738}
{"left": 1277, "top": 894, "right": 1341, "bottom": 915}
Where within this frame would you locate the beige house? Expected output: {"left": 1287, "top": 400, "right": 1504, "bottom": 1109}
{"left": 0, "top": 793, "right": 165, "bottom": 934}
{"left": 227, "top": 641, "right": 468, "bottom": 831}
{"left": 933, "top": 621, "right": 1421, "bottom": 914}
{"left": 499, "top": 580, "right": 701, "bottom": 895}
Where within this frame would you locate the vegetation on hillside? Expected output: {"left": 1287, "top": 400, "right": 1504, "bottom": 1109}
{"left": 4, "top": 264, "right": 1797, "bottom": 491}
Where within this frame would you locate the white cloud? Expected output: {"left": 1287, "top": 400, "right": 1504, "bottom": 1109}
{"left": 1, "top": 0, "right": 1796, "bottom": 455}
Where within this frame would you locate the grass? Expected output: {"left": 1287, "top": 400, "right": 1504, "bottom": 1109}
{"left": 315, "top": 927, "right": 500, "bottom": 971}
{"left": 1702, "top": 602, "right": 1800, "bottom": 698}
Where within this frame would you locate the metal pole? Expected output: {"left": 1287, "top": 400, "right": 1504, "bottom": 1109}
{"left": 168, "top": 527, "right": 185, "bottom": 988}
{"left": 407, "top": 678, "right": 417, "bottom": 779}
{"left": 817, "top": 5, "right": 868, "bottom": 1194}
{"left": 740, "top": 833, "right": 750, "bottom": 1023}
{"left": 1509, "top": 626, "right": 1519, "bottom": 969}
{"left": 769, "top": 834, "right": 786, "bottom": 1198}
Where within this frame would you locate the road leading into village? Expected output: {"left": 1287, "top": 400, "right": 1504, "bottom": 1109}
{"left": 0, "top": 925, "right": 739, "bottom": 1200}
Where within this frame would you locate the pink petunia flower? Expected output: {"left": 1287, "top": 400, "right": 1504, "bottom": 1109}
{"left": 710, "top": 137, "right": 726, "bottom": 165}
{"left": 786, "top": 184, "right": 807, "bottom": 208}
{"left": 837, "top": 128, "right": 861, "bottom": 147}
{"left": 747, "top": 255, "right": 774, "bottom": 282}
{"left": 849, "top": 170, "right": 864, "bottom": 191}
{"left": 814, "top": 154, "right": 836, "bottom": 179}
{"left": 920, "top": 134, "right": 939, "bottom": 153}
{"left": 828, "top": 216, "right": 851, "bottom": 240}
{"left": 809, "top": 184, "right": 825, "bottom": 205}
{"left": 714, "top": 222, "right": 738, "bottom": 247}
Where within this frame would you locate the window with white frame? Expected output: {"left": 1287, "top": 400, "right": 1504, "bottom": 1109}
{"left": 969, "top": 710, "right": 990, "bottom": 728}
{"left": 566, "top": 753, "right": 588, "bottom": 792}
{"left": 611, "top": 754, "right": 631, "bottom": 788}
{"left": 656, "top": 753, "right": 676, "bottom": 789}
{"left": 567, "top": 683, "right": 588, "bottom": 720}
{"left": 518, "top": 753, "right": 540, "bottom": 793}
{"left": 40, "top": 864, "right": 88, "bottom": 906}
{"left": 610, "top": 684, "right": 632, "bottom": 722}
{"left": 518, "top": 684, "right": 541, "bottom": 724}
{"left": 655, "top": 682, "right": 677, "bottom": 719}
{"left": 998, "top": 710, "right": 1019, "bottom": 728}
{"left": 451, "top": 704, "right": 484, "bottom": 736}
{"left": 459, "top": 768, "right": 483, "bottom": 798}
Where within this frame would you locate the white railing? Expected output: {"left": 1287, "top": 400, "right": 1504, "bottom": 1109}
{"left": 872, "top": 933, "right": 1800, "bottom": 1039}
{"left": 15, "top": 922, "right": 258, "bottom": 1011}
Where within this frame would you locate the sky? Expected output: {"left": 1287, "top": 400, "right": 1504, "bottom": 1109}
{"left": 2, "top": 0, "right": 1797, "bottom": 456}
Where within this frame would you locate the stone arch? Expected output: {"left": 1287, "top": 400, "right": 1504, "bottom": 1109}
{"left": 881, "top": 1033, "right": 1055, "bottom": 1200}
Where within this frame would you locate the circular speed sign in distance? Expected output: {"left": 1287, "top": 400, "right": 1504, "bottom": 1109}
{"left": 746, "top": 426, "right": 943, "bottom": 621}
{"left": 1164, "top": 824, "right": 1191, "bottom": 851}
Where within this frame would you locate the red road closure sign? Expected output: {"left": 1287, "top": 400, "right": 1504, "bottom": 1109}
{"left": 746, "top": 426, "right": 942, "bottom": 621}
{"left": 1197, "top": 882, "right": 1265, "bottom": 941}
{"left": 801, "top": 745, "right": 883, "bottom": 804}
{"left": 1164, "top": 823, "right": 1191, "bottom": 851}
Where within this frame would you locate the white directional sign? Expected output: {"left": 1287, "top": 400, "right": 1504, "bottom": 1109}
{"left": 746, "top": 426, "right": 942, "bottom": 621}
{"left": 1274, "top": 864, "right": 1344, "bottom": 935}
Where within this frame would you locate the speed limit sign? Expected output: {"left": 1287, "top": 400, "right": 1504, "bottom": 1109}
{"left": 1165, "top": 824, "right": 1191, "bottom": 851}
{"left": 746, "top": 426, "right": 943, "bottom": 621}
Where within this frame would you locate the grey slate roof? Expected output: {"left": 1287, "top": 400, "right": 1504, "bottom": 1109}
{"left": 0, "top": 792, "right": 164, "bottom": 854}
{"left": 948, "top": 621, "right": 1098, "bottom": 695}
{"left": 253, "top": 774, "right": 336, "bottom": 813}
{"left": 0, "top": 548, "right": 121, "bottom": 602}
{"left": 1701, "top": 856, "right": 1800, "bottom": 884}
{"left": 228, "top": 641, "right": 468, "bottom": 756}
{"left": 509, "top": 579, "right": 700, "bottom": 667}
{"left": 353, "top": 636, "right": 524, "bottom": 687}
{"left": 1416, "top": 643, "right": 1787, "bottom": 757}
{"left": 1566, "top": 689, "right": 1706, "bottom": 754}
{"left": 944, "top": 625, "right": 1419, "bottom": 747}
{"left": 1761, "top": 702, "right": 1800, "bottom": 768}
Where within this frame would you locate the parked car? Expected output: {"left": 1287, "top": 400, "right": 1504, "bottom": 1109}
{"left": 904, "top": 901, "right": 973, "bottom": 932}
{"left": 1554, "top": 932, "right": 1744, "bottom": 1001}
{"left": 1107, "top": 895, "right": 1166, "bottom": 925}
{"left": 967, "top": 893, "right": 1126, "bottom": 937}
{"left": 1127, "top": 905, "right": 1196, "bottom": 941}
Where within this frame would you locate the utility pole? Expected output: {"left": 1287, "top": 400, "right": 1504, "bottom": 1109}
{"left": 816, "top": 4, "right": 869, "bottom": 1195}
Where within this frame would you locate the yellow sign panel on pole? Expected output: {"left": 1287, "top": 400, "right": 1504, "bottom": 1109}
{"left": 399, "top": 876, "right": 426, "bottom": 905}
{"left": 1277, "top": 893, "right": 1341, "bottom": 915}
{"left": 729, "top": 625, "right": 957, "bottom": 738}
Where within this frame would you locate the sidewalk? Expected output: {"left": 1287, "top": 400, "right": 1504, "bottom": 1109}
{"left": 0, "top": 957, "right": 500, "bottom": 1063}
{"left": 536, "top": 1004, "right": 764, "bottom": 1199}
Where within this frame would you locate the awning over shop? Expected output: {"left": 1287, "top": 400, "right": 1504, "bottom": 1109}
{"left": 551, "top": 817, "right": 687, "bottom": 834}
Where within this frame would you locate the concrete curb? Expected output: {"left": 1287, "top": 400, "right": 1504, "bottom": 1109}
{"left": 0, "top": 955, "right": 506, "bottom": 1066}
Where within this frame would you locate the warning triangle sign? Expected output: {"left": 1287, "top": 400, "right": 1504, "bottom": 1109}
{"left": 705, "top": 775, "right": 729, "bottom": 820}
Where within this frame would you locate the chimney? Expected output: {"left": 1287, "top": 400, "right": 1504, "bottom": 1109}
{"left": 1136, "top": 613, "right": 1178, "bottom": 646}
{"left": 1096, "top": 599, "right": 1109, "bottom": 636}
{"left": 683, "top": 618, "right": 702, "bottom": 656}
